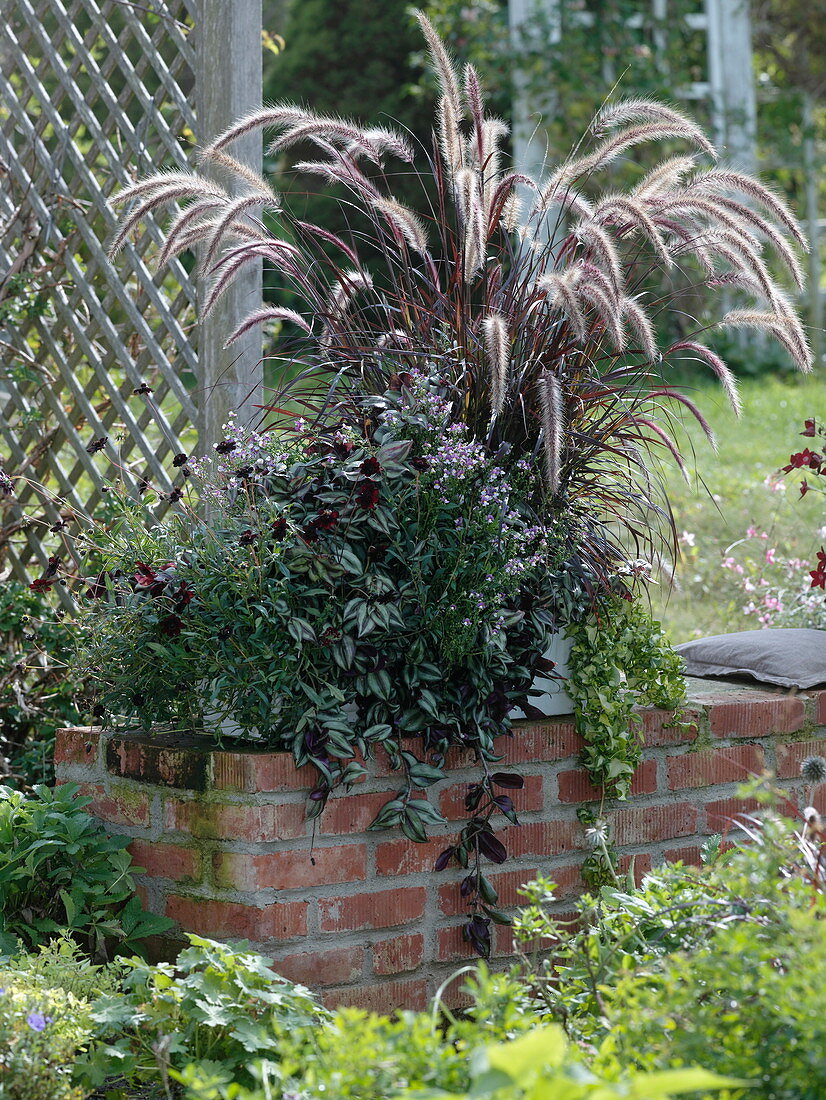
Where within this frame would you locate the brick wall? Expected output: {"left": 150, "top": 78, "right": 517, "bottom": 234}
{"left": 55, "top": 677, "right": 826, "bottom": 1013}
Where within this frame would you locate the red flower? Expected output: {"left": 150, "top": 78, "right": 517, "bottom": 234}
{"left": 29, "top": 577, "right": 54, "bottom": 592}
{"left": 355, "top": 479, "right": 380, "bottom": 510}
{"left": 785, "top": 448, "right": 822, "bottom": 472}
{"left": 271, "top": 517, "right": 288, "bottom": 540}
{"left": 158, "top": 614, "right": 183, "bottom": 637}
{"left": 313, "top": 509, "right": 340, "bottom": 532}
{"left": 802, "top": 418, "right": 818, "bottom": 438}
{"left": 133, "top": 562, "right": 158, "bottom": 588}
{"left": 811, "top": 549, "right": 826, "bottom": 590}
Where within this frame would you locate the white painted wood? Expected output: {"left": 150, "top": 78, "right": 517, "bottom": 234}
{"left": 705, "top": 0, "right": 757, "bottom": 170}
{"left": 196, "top": 0, "right": 264, "bottom": 446}
{"left": 802, "top": 92, "right": 823, "bottom": 370}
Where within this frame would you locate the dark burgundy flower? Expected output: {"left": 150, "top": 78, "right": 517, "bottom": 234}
{"left": 0, "top": 469, "right": 13, "bottom": 496}
{"left": 214, "top": 440, "right": 237, "bottom": 454}
{"left": 172, "top": 581, "right": 193, "bottom": 610}
{"left": 85, "top": 436, "right": 107, "bottom": 454}
{"left": 233, "top": 465, "right": 254, "bottom": 479}
{"left": 301, "top": 523, "right": 320, "bottom": 543}
{"left": 355, "top": 479, "right": 380, "bottom": 510}
{"left": 169, "top": 487, "right": 184, "bottom": 503}
{"left": 785, "top": 448, "right": 821, "bottom": 472}
{"left": 86, "top": 571, "right": 108, "bottom": 599}
{"left": 217, "top": 625, "right": 233, "bottom": 640}
{"left": 29, "top": 577, "right": 54, "bottom": 592}
{"left": 366, "top": 543, "right": 388, "bottom": 562}
{"left": 333, "top": 438, "right": 354, "bottom": 459}
{"left": 313, "top": 509, "right": 339, "bottom": 532}
{"left": 158, "top": 614, "right": 182, "bottom": 637}
{"left": 801, "top": 480, "right": 809, "bottom": 497}
{"left": 132, "top": 692, "right": 145, "bottom": 707}
{"left": 410, "top": 456, "right": 429, "bottom": 472}
{"left": 172, "top": 452, "right": 188, "bottom": 467}
{"left": 271, "top": 517, "right": 288, "bottom": 540}
{"left": 50, "top": 520, "right": 67, "bottom": 533}
{"left": 133, "top": 382, "right": 153, "bottom": 395}
{"left": 360, "top": 456, "right": 382, "bottom": 477}
{"left": 45, "top": 555, "right": 61, "bottom": 578}
{"left": 802, "top": 419, "right": 818, "bottom": 437}
{"left": 133, "top": 562, "right": 157, "bottom": 588}
{"left": 138, "top": 478, "right": 150, "bottom": 495}
{"left": 92, "top": 704, "right": 106, "bottom": 720}
{"left": 811, "top": 549, "right": 826, "bottom": 590}
{"left": 238, "top": 529, "right": 257, "bottom": 546}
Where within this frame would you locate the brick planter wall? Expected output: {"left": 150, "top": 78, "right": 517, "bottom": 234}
{"left": 55, "top": 677, "right": 826, "bottom": 1013}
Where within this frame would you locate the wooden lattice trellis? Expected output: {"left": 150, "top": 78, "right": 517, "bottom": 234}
{"left": 0, "top": 0, "right": 263, "bottom": 595}
{"left": 0, "top": 0, "right": 200, "bottom": 587}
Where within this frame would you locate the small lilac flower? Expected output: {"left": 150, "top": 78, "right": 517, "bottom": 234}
{"left": 26, "top": 1012, "right": 50, "bottom": 1032}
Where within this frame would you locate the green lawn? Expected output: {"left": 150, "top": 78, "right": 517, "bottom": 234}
{"left": 649, "top": 371, "right": 825, "bottom": 643}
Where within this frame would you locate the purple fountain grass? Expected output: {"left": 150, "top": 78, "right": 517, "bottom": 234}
{"left": 109, "top": 10, "right": 811, "bottom": 589}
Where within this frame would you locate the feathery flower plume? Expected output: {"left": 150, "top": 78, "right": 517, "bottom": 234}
{"left": 721, "top": 310, "right": 812, "bottom": 372}
{"left": 667, "top": 341, "right": 741, "bottom": 415}
{"left": 415, "top": 10, "right": 463, "bottom": 120}
{"left": 573, "top": 220, "right": 624, "bottom": 291}
{"left": 688, "top": 169, "right": 807, "bottom": 249}
{"left": 539, "top": 371, "right": 564, "bottom": 495}
{"left": 436, "top": 95, "right": 463, "bottom": 178}
{"left": 204, "top": 191, "right": 276, "bottom": 269}
{"left": 632, "top": 154, "right": 697, "bottom": 197}
{"left": 624, "top": 298, "right": 659, "bottom": 362}
{"left": 225, "top": 307, "right": 312, "bottom": 347}
{"left": 370, "top": 196, "right": 430, "bottom": 255}
{"left": 483, "top": 314, "right": 509, "bottom": 416}
{"left": 594, "top": 194, "right": 673, "bottom": 269}
{"left": 538, "top": 272, "right": 588, "bottom": 342}
{"left": 202, "top": 104, "right": 313, "bottom": 154}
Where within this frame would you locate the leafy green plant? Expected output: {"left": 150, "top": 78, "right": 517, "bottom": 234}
{"left": 76, "top": 378, "right": 563, "bottom": 954}
{"left": 0, "top": 783, "right": 172, "bottom": 957}
{"left": 0, "top": 977, "right": 92, "bottom": 1100}
{"left": 77, "top": 935, "right": 325, "bottom": 1096}
{"left": 601, "top": 900, "right": 826, "bottom": 1099}
{"left": 567, "top": 595, "right": 687, "bottom": 797}
{"left": 0, "top": 932, "right": 125, "bottom": 1002}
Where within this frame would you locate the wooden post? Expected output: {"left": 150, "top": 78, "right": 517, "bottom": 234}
{"left": 196, "top": 0, "right": 263, "bottom": 448}
{"left": 705, "top": 0, "right": 757, "bottom": 172}
{"left": 509, "top": 0, "right": 560, "bottom": 236}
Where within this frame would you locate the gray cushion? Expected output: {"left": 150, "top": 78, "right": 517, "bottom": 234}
{"left": 674, "top": 628, "right": 826, "bottom": 689}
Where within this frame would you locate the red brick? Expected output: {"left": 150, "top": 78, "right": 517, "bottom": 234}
{"left": 502, "top": 818, "right": 582, "bottom": 858}
{"left": 438, "top": 774, "right": 544, "bottom": 821}
{"left": 128, "top": 840, "right": 200, "bottom": 882}
{"left": 211, "top": 751, "right": 317, "bottom": 792}
{"left": 667, "top": 745, "right": 765, "bottom": 790}
{"left": 70, "top": 782, "right": 151, "bottom": 828}
{"left": 663, "top": 845, "right": 704, "bottom": 866}
{"left": 273, "top": 946, "right": 364, "bottom": 987}
{"left": 640, "top": 708, "right": 699, "bottom": 746}
{"left": 372, "top": 932, "right": 424, "bottom": 975}
{"left": 436, "top": 922, "right": 478, "bottom": 962}
{"left": 709, "top": 697, "right": 805, "bottom": 738}
{"left": 323, "top": 978, "right": 429, "bottom": 1014}
{"left": 212, "top": 844, "right": 367, "bottom": 892}
{"left": 319, "top": 791, "right": 398, "bottom": 834}
{"left": 166, "top": 895, "right": 307, "bottom": 940}
{"left": 816, "top": 691, "right": 826, "bottom": 726}
{"left": 495, "top": 721, "right": 582, "bottom": 764}
{"left": 438, "top": 867, "right": 541, "bottom": 917}
{"left": 618, "top": 852, "right": 652, "bottom": 885}
{"left": 375, "top": 835, "right": 453, "bottom": 876}
{"left": 106, "top": 737, "right": 208, "bottom": 790}
{"left": 776, "top": 739, "right": 826, "bottom": 780}
{"left": 163, "top": 799, "right": 307, "bottom": 842}
{"left": 54, "top": 728, "right": 100, "bottom": 769}
{"left": 612, "top": 802, "right": 697, "bottom": 847}
{"left": 704, "top": 797, "right": 762, "bottom": 832}
{"left": 318, "top": 887, "right": 426, "bottom": 932}
{"left": 557, "top": 759, "right": 657, "bottom": 803}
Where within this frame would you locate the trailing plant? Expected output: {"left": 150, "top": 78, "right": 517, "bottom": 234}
{"left": 0, "top": 782, "right": 173, "bottom": 957}
{"left": 111, "top": 11, "right": 810, "bottom": 595}
{"left": 567, "top": 593, "right": 687, "bottom": 798}
{"left": 75, "top": 376, "right": 565, "bottom": 955}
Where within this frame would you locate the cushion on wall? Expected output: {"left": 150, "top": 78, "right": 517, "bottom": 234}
{"left": 674, "top": 628, "right": 826, "bottom": 689}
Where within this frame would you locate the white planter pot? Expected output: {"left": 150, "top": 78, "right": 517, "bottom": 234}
{"left": 510, "top": 630, "right": 574, "bottom": 718}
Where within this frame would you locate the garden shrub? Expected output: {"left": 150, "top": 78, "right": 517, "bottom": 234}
{"left": 601, "top": 903, "right": 826, "bottom": 1099}
{"left": 0, "top": 977, "right": 92, "bottom": 1100}
{"left": 0, "top": 783, "right": 172, "bottom": 957}
{"left": 77, "top": 935, "right": 326, "bottom": 1095}
{"left": 0, "top": 933, "right": 124, "bottom": 1002}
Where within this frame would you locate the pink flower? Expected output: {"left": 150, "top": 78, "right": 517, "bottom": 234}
{"left": 765, "top": 548, "right": 776, "bottom": 564}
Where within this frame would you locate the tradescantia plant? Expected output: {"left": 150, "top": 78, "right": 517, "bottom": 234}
{"left": 111, "top": 11, "right": 810, "bottom": 587}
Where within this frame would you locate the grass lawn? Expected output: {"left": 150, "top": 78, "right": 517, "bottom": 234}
{"left": 650, "top": 370, "right": 825, "bottom": 643}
